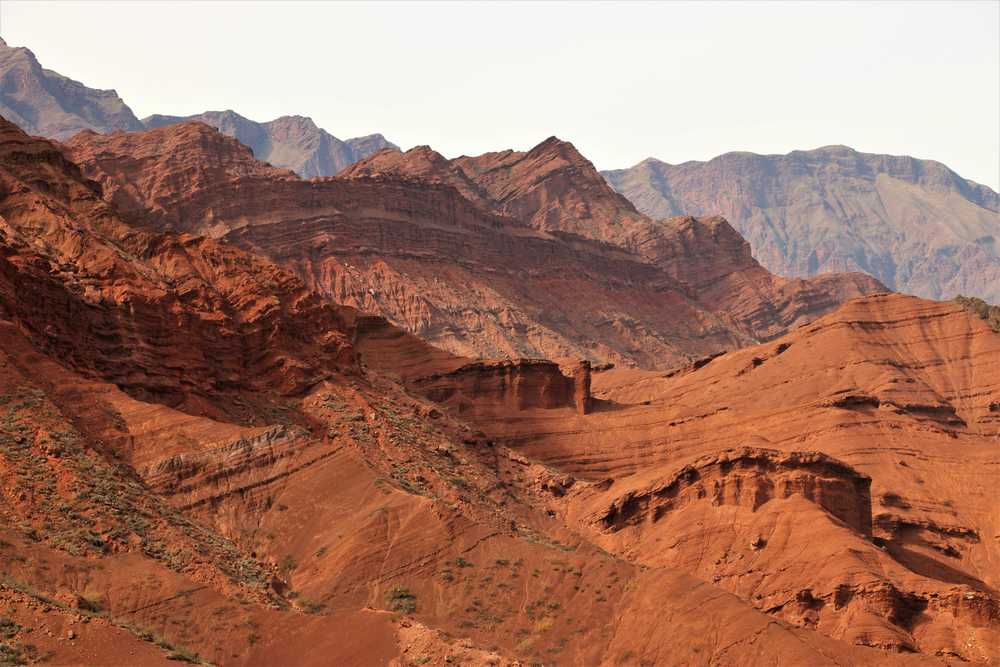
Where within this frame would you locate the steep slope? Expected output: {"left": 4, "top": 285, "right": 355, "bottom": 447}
{"left": 341, "top": 143, "right": 496, "bottom": 209}
{"left": 452, "top": 136, "right": 651, "bottom": 242}
{"left": 461, "top": 292, "right": 1000, "bottom": 662}
{"left": 450, "top": 137, "right": 885, "bottom": 342}
{"left": 0, "top": 122, "right": 360, "bottom": 417}
{"left": 142, "top": 110, "right": 397, "bottom": 178}
{"left": 603, "top": 147, "right": 1000, "bottom": 302}
{"left": 342, "top": 133, "right": 884, "bottom": 358}
{"left": 0, "top": 115, "right": 925, "bottom": 665}
{"left": 0, "top": 38, "right": 143, "bottom": 139}
{"left": 64, "top": 123, "right": 769, "bottom": 369}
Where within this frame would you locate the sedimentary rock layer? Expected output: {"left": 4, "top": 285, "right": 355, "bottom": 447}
{"left": 66, "top": 124, "right": 883, "bottom": 368}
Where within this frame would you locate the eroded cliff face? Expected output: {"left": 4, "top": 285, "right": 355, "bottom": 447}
{"left": 448, "top": 138, "right": 887, "bottom": 341}
{"left": 0, "top": 119, "right": 359, "bottom": 421}
{"left": 458, "top": 292, "right": 1000, "bottom": 661}
{"left": 411, "top": 359, "right": 589, "bottom": 416}
{"left": 65, "top": 125, "right": 883, "bottom": 370}
{"left": 590, "top": 447, "right": 873, "bottom": 537}
{"left": 452, "top": 136, "right": 651, "bottom": 243}
{"left": 1, "top": 116, "right": 913, "bottom": 667}
{"left": 63, "top": 124, "right": 744, "bottom": 369}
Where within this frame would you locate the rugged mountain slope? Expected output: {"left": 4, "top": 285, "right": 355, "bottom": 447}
{"left": 142, "top": 110, "right": 397, "bottom": 178}
{"left": 349, "top": 137, "right": 885, "bottom": 345}
{"left": 0, "top": 38, "right": 143, "bottom": 139}
{"left": 65, "top": 122, "right": 742, "bottom": 368}
{"left": 67, "top": 123, "right": 883, "bottom": 370}
{"left": 0, "top": 115, "right": 928, "bottom": 665}
{"left": 460, "top": 292, "right": 1000, "bottom": 662}
{"left": 603, "top": 147, "right": 1000, "bottom": 302}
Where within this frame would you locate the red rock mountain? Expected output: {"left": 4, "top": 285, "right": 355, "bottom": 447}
{"left": 143, "top": 110, "right": 397, "bottom": 178}
{"left": 0, "top": 38, "right": 143, "bottom": 138}
{"left": 468, "top": 292, "right": 1000, "bottom": 661}
{"left": 66, "top": 124, "right": 883, "bottom": 370}
{"left": 603, "top": 147, "right": 1000, "bottom": 302}
{"left": 3, "top": 115, "right": 969, "bottom": 665}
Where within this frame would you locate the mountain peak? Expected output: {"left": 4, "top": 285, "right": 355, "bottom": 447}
{"left": 0, "top": 38, "right": 37, "bottom": 62}
{"left": 141, "top": 110, "right": 396, "bottom": 178}
{"left": 533, "top": 135, "right": 570, "bottom": 149}
{"left": 266, "top": 114, "right": 320, "bottom": 132}
{"left": 406, "top": 144, "right": 446, "bottom": 159}
{"left": 341, "top": 143, "right": 449, "bottom": 178}
{"left": 0, "top": 39, "right": 142, "bottom": 138}
{"left": 526, "top": 135, "right": 586, "bottom": 161}
{"left": 207, "top": 109, "right": 251, "bottom": 122}
{"left": 812, "top": 144, "right": 857, "bottom": 153}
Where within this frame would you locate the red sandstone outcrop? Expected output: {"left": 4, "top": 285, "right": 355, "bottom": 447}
{"left": 590, "top": 447, "right": 873, "bottom": 537}
{"left": 410, "top": 358, "right": 589, "bottom": 416}
{"left": 462, "top": 293, "right": 1000, "bottom": 661}
{"left": 0, "top": 117, "right": 356, "bottom": 418}
{"left": 448, "top": 137, "right": 886, "bottom": 340}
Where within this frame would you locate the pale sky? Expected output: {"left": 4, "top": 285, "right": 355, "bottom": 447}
{"left": 2, "top": 0, "right": 998, "bottom": 189}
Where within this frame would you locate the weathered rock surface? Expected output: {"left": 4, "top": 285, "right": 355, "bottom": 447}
{"left": 591, "top": 447, "right": 874, "bottom": 537}
{"left": 603, "top": 146, "right": 1000, "bottom": 302}
{"left": 0, "top": 119, "right": 361, "bottom": 418}
{"left": 354, "top": 137, "right": 886, "bottom": 341}
{"left": 66, "top": 124, "right": 883, "bottom": 369}
{"left": 411, "top": 359, "right": 587, "bottom": 415}
{"left": 462, "top": 292, "right": 1000, "bottom": 661}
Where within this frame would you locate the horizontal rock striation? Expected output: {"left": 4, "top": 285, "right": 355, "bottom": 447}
{"left": 0, "top": 114, "right": 996, "bottom": 663}
{"left": 65, "top": 125, "right": 882, "bottom": 369}
{"left": 461, "top": 293, "right": 1000, "bottom": 660}
{"left": 411, "top": 359, "right": 589, "bottom": 415}
{"left": 591, "top": 447, "right": 873, "bottom": 536}
{"left": 0, "top": 116, "right": 356, "bottom": 418}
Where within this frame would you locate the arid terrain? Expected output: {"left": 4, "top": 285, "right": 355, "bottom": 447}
{"left": 0, "top": 31, "right": 997, "bottom": 667}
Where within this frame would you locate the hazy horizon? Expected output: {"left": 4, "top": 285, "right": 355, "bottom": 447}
{"left": 1, "top": 0, "right": 997, "bottom": 189}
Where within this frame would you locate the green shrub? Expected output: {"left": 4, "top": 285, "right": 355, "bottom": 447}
{"left": 165, "top": 647, "right": 200, "bottom": 663}
{"left": 298, "top": 598, "right": 325, "bottom": 614}
{"left": 0, "top": 618, "right": 19, "bottom": 640}
{"left": 955, "top": 295, "right": 1000, "bottom": 332}
{"left": 386, "top": 586, "right": 417, "bottom": 614}
{"left": 279, "top": 555, "right": 297, "bottom": 573}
